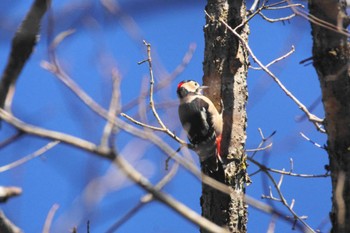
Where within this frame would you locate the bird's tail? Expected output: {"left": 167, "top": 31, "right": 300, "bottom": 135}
{"left": 194, "top": 134, "right": 222, "bottom": 173}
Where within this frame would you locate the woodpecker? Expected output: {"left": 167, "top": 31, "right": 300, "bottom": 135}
{"left": 177, "top": 80, "right": 223, "bottom": 172}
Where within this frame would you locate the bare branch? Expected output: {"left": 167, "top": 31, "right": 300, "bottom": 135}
{"left": 0, "top": 131, "right": 24, "bottom": 149}
{"left": 100, "top": 69, "right": 121, "bottom": 149}
{"left": 289, "top": 158, "right": 294, "bottom": 173}
{"left": 0, "top": 140, "right": 60, "bottom": 173}
{"left": 265, "top": 3, "right": 304, "bottom": 10}
{"left": 258, "top": 12, "right": 296, "bottom": 23}
{"left": 266, "top": 215, "right": 277, "bottom": 233}
{"left": 288, "top": 0, "right": 350, "bottom": 37}
{"left": 250, "top": 46, "right": 295, "bottom": 70}
{"left": 140, "top": 40, "right": 166, "bottom": 129}
{"left": 248, "top": 0, "right": 260, "bottom": 13}
{"left": 120, "top": 113, "right": 164, "bottom": 131}
{"left": 246, "top": 142, "right": 272, "bottom": 152}
{"left": 206, "top": 11, "right": 325, "bottom": 132}
{"left": 122, "top": 43, "right": 196, "bottom": 112}
{"left": 112, "top": 156, "right": 230, "bottom": 233}
{"left": 249, "top": 128, "right": 276, "bottom": 159}
{"left": 122, "top": 41, "right": 187, "bottom": 145}
{"left": 1, "top": 107, "right": 306, "bottom": 229}
{"left": 249, "top": 156, "right": 316, "bottom": 232}
{"left": 106, "top": 162, "right": 179, "bottom": 232}
{"left": 0, "top": 109, "right": 112, "bottom": 159}
{"left": 13, "top": 26, "right": 313, "bottom": 231}
{"left": 42, "top": 204, "right": 59, "bottom": 233}
{"left": 277, "top": 171, "right": 284, "bottom": 189}
{"left": 0, "top": 0, "right": 49, "bottom": 111}
{"left": 299, "top": 132, "right": 325, "bottom": 149}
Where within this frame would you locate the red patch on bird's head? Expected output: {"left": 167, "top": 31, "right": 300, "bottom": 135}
{"left": 177, "top": 80, "right": 193, "bottom": 90}
{"left": 177, "top": 81, "right": 185, "bottom": 90}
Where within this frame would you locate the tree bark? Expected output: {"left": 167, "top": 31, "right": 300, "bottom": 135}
{"left": 308, "top": 1, "right": 350, "bottom": 233}
{"left": 202, "top": 0, "right": 249, "bottom": 232}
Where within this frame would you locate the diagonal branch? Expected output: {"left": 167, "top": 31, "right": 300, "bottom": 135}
{"left": 0, "top": 140, "right": 60, "bottom": 173}
{"left": 206, "top": 11, "right": 325, "bottom": 132}
{"left": 105, "top": 162, "right": 179, "bottom": 232}
{"left": 0, "top": 108, "right": 110, "bottom": 158}
{"left": 112, "top": 155, "right": 230, "bottom": 233}
{"left": 0, "top": 0, "right": 50, "bottom": 111}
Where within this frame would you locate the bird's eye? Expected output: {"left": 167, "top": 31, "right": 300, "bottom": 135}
{"left": 194, "top": 82, "right": 198, "bottom": 86}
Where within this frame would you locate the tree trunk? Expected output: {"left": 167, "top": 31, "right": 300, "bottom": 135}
{"left": 308, "top": 1, "right": 350, "bottom": 232}
{"left": 202, "top": 0, "right": 249, "bottom": 232}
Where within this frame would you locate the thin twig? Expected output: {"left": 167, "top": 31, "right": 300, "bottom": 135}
{"left": 28, "top": 28, "right": 309, "bottom": 230}
{"left": 264, "top": 0, "right": 290, "bottom": 8}
{"left": 100, "top": 69, "right": 121, "bottom": 149}
{"left": 287, "top": 0, "right": 350, "bottom": 37}
{"left": 248, "top": 0, "right": 260, "bottom": 13}
{"left": 248, "top": 130, "right": 328, "bottom": 178}
{"left": 0, "top": 131, "right": 24, "bottom": 149}
{"left": 248, "top": 128, "right": 321, "bottom": 231}
{"left": 249, "top": 156, "right": 316, "bottom": 232}
{"left": 263, "top": 166, "right": 314, "bottom": 232}
{"left": 258, "top": 12, "right": 296, "bottom": 23}
{"left": 42, "top": 204, "right": 59, "bottom": 233}
{"left": 265, "top": 3, "right": 304, "bottom": 10}
{"left": 246, "top": 142, "right": 272, "bottom": 152}
{"left": 121, "top": 41, "right": 188, "bottom": 145}
{"left": 44, "top": 33, "right": 187, "bottom": 147}
{"left": 121, "top": 43, "right": 196, "bottom": 112}
{"left": 106, "top": 162, "right": 179, "bottom": 232}
{"left": 247, "top": 0, "right": 302, "bottom": 24}
{"left": 206, "top": 11, "right": 325, "bottom": 132}
{"left": 266, "top": 215, "right": 277, "bottom": 233}
{"left": 250, "top": 128, "right": 276, "bottom": 159}
{"left": 112, "top": 155, "right": 230, "bottom": 233}
{"left": 299, "top": 132, "right": 325, "bottom": 149}
{"left": 0, "top": 108, "right": 306, "bottom": 230}
{"left": 120, "top": 113, "right": 164, "bottom": 131}
{"left": 140, "top": 40, "right": 166, "bottom": 129}
{"left": 0, "top": 140, "right": 59, "bottom": 173}
{"left": 0, "top": 109, "right": 111, "bottom": 158}
{"left": 250, "top": 46, "right": 295, "bottom": 70}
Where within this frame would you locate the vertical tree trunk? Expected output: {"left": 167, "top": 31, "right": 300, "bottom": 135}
{"left": 308, "top": 1, "right": 350, "bottom": 232}
{"left": 202, "top": 0, "right": 249, "bottom": 232}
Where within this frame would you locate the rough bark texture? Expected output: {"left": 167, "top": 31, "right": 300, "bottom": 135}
{"left": 308, "top": 1, "right": 350, "bottom": 233}
{"left": 202, "top": 0, "right": 249, "bottom": 232}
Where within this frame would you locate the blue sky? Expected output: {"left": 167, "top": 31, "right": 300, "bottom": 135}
{"left": 0, "top": 1, "right": 330, "bottom": 232}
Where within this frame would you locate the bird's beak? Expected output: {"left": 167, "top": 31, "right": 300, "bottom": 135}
{"left": 200, "top": 85, "right": 209, "bottom": 90}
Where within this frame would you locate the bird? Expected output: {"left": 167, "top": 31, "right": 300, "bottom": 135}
{"left": 176, "top": 80, "right": 223, "bottom": 172}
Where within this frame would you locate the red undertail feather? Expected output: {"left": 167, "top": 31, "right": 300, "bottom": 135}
{"left": 216, "top": 134, "right": 222, "bottom": 158}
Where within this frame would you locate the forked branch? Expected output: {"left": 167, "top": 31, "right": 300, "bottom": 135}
{"left": 205, "top": 11, "right": 325, "bottom": 132}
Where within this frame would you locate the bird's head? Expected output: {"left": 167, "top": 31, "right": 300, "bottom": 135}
{"left": 176, "top": 80, "right": 207, "bottom": 98}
